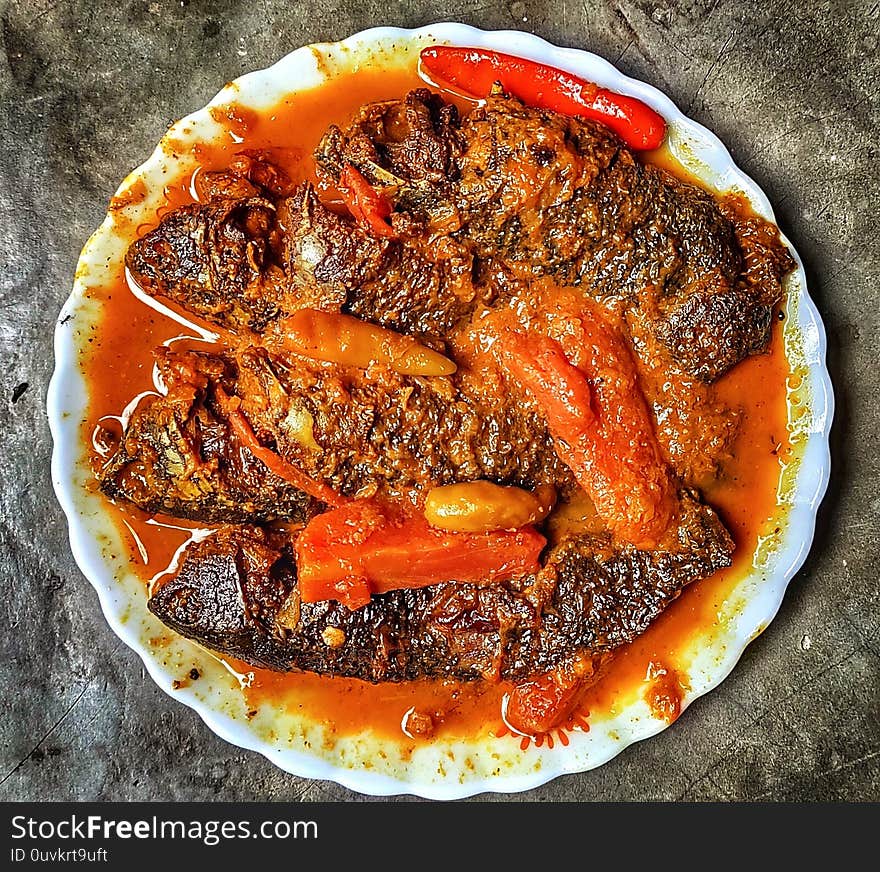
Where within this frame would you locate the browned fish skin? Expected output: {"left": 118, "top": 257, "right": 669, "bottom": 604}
{"left": 148, "top": 491, "right": 733, "bottom": 681}
{"left": 315, "top": 91, "right": 794, "bottom": 379}
{"left": 97, "top": 349, "right": 319, "bottom": 524}
{"left": 125, "top": 196, "right": 284, "bottom": 332}
{"left": 98, "top": 346, "right": 574, "bottom": 522}
{"left": 127, "top": 90, "right": 793, "bottom": 380}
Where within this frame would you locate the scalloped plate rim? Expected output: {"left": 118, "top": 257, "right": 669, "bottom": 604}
{"left": 47, "top": 22, "right": 833, "bottom": 800}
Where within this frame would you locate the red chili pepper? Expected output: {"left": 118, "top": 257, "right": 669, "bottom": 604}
{"left": 337, "top": 164, "right": 398, "bottom": 239}
{"left": 214, "top": 386, "right": 346, "bottom": 508}
{"left": 295, "top": 500, "right": 546, "bottom": 610}
{"left": 420, "top": 46, "right": 666, "bottom": 151}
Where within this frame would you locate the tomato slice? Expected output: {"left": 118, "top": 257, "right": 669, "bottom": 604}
{"left": 505, "top": 668, "right": 587, "bottom": 735}
{"left": 492, "top": 305, "right": 675, "bottom": 548}
{"left": 295, "top": 500, "right": 546, "bottom": 610}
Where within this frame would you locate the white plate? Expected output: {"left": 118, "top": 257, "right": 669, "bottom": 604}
{"left": 48, "top": 23, "right": 833, "bottom": 799}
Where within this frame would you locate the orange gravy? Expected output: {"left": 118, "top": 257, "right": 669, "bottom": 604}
{"left": 83, "top": 64, "right": 791, "bottom": 744}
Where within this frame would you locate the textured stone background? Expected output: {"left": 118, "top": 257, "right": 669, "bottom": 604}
{"left": 1, "top": 0, "right": 877, "bottom": 802}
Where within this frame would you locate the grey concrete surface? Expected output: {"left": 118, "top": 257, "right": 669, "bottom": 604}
{"left": 1, "top": 0, "right": 877, "bottom": 802}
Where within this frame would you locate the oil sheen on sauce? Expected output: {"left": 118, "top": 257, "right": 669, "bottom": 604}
{"left": 83, "top": 64, "right": 792, "bottom": 744}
